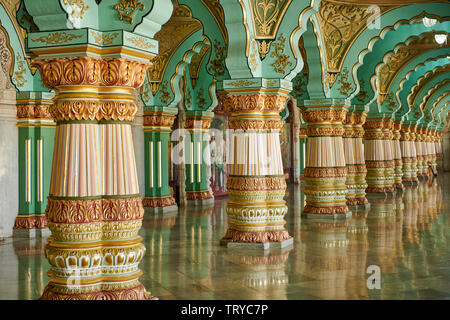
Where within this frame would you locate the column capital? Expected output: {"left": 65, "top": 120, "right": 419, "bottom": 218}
{"left": 184, "top": 111, "right": 214, "bottom": 130}
{"left": 143, "top": 107, "right": 177, "bottom": 129}
{"left": 16, "top": 91, "right": 55, "bottom": 122}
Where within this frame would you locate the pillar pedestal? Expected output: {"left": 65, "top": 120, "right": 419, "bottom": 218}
{"left": 301, "top": 101, "right": 351, "bottom": 220}
{"left": 221, "top": 87, "right": 292, "bottom": 248}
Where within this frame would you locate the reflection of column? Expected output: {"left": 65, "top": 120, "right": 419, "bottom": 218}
{"left": 221, "top": 89, "right": 291, "bottom": 246}
{"left": 346, "top": 208, "right": 369, "bottom": 299}
{"left": 392, "top": 121, "right": 404, "bottom": 190}
{"left": 142, "top": 109, "right": 177, "bottom": 212}
{"left": 302, "top": 221, "right": 349, "bottom": 299}
{"left": 301, "top": 102, "right": 351, "bottom": 218}
{"left": 14, "top": 92, "right": 55, "bottom": 235}
{"left": 400, "top": 124, "right": 418, "bottom": 185}
{"left": 402, "top": 186, "right": 419, "bottom": 245}
{"left": 35, "top": 57, "right": 150, "bottom": 299}
{"left": 184, "top": 113, "right": 214, "bottom": 205}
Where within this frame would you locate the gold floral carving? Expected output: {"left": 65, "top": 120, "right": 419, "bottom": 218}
{"left": 306, "top": 126, "right": 345, "bottom": 137}
{"left": 223, "top": 93, "right": 288, "bottom": 113}
{"left": 51, "top": 100, "right": 137, "bottom": 122}
{"left": 184, "top": 118, "right": 213, "bottom": 130}
{"left": 63, "top": 0, "right": 90, "bottom": 18}
{"left": 317, "top": 1, "right": 392, "bottom": 73}
{"left": 186, "top": 191, "right": 213, "bottom": 200}
{"left": 189, "top": 45, "right": 210, "bottom": 87}
{"left": 112, "top": 0, "right": 145, "bottom": 24}
{"left": 158, "top": 81, "right": 171, "bottom": 105}
{"left": 208, "top": 39, "right": 227, "bottom": 77}
{"left": 270, "top": 33, "right": 292, "bottom": 74}
{"left": 228, "top": 79, "right": 258, "bottom": 87}
{"left": 91, "top": 32, "right": 119, "bottom": 45}
{"left": 45, "top": 197, "right": 144, "bottom": 224}
{"left": 257, "top": 40, "right": 272, "bottom": 59}
{"left": 17, "top": 105, "right": 52, "bottom": 119}
{"left": 34, "top": 57, "right": 149, "bottom": 89}
{"left": 228, "top": 119, "right": 284, "bottom": 131}
{"left": 12, "top": 54, "right": 27, "bottom": 87}
{"left": 31, "top": 32, "right": 83, "bottom": 45}
{"left": 301, "top": 108, "right": 347, "bottom": 123}
{"left": 13, "top": 215, "right": 48, "bottom": 229}
{"left": 250, "top": 0, "right": 292, "bottom": 39}
{"left": 227, "top": 176, "right": 286, "bottom": 192}
{"left": 126, "top": 36, "right": 155, "bottom": 49}
{"left": 142, "top": 196, "right": 176, "bottom": 207}
{"left": 143, "top": 115, "right": 176, "bottom": 127}
{"left": 337, "top": 67, "right": 352, "bottom": 96}
{"left": 304, "top": 167, "right": 347, "bottom": 178}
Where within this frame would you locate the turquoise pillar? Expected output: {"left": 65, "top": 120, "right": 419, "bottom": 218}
{"left": 14, "top": 92, "right": 54, "bottom": 232}
{"left": 142, "top": 108, "right": 178, "bottom": 212}
{"left": 184, "top": 112, "right": 214, "bottom": 205}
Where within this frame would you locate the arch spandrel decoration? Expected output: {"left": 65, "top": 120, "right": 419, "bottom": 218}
{"left": 335, "top": 3, "right": 450, "bottom": 100}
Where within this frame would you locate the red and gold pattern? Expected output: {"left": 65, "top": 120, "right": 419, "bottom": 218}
{"left": 143, "top": 115, "right": 176, "bottom": 127}
{"left": 13, "top": 215, "right": 48, "bottom": 229}
{"left": 184, "top": 118, "right": 213, "bottom": 130}
{"left": 142, "top": 196, "right": 176, "bottom": 207}
{"left": 223, "top": 229, "right": 290, "bottom": 243}
{"left": 228, "top": 119, "right": 284, "bottom": 131}
{"left": 222, "top": 93, "right": 288, "bottom": 113}
{"left": 186, "top": 190, "right": 213, "bottom": 200}
{"left": 17, "top": 105, "right": 53, "bottom": 120}
{"left": 34, "top": 57, "right": 149, "bottom": 89}
{"left": 227, "top": 176, "right": 286, "bottom": 191}
{"left": 301, "top": 108, "right": 347, "bottom": 124}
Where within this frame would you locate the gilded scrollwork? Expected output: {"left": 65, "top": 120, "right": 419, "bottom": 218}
{"left": 12, "top": 53, "right": 27, "bottom": 87}
{"left": 112, "top": 0, "right": 145, "bottom": 24}
{"left": 270, "top": 33, "right": 292, "bottom": 74}
{"left": 31, "top": 32, "right": 83, "bottom": 45}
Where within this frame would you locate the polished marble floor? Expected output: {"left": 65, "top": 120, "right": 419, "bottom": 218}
{"left": 1, "top": 173, "right": 450, "bottom": 300}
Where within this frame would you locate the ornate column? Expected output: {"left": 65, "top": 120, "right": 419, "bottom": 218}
{"left": 428, "top": 128, "right": 437, "bottom": 172}
{"left": 343, "top": 108, "right": 368, "bottom": 209}
{"left": 416, "top": 126, "right": 427, "bottom": 179}
{"left": 34, "top": 56, "right": 151, "bottom": 300}
{"left": 436, "top": 131, "right": 443, "bottom": 170}
{"left": 13, "top": 92, "right": 55, "bottom": 236}
{"left": 142, "top": 108, "right": 177, "bottom": 213}
{"left": 392, "top": 121, "right": 404, "bottom": 190}
{"left": 220, "top": 86, "right": 292, "bottom": 248}
{"left": 400, "top": 123, "right": 418, "bottom": 185}
{"left": 301, "top": 100, "right": 351, "bottom": 219}
{"left": 183, "top": 112, "right": 214, "bottom": 205}
{"left": 382, "top": 118, "right": 395, "bottom": 193}
{"left": 364, "top": 115, "right": 395, "bottom": 196}
{"left": 299, "top": 125, "right": 307, "bottom": 182}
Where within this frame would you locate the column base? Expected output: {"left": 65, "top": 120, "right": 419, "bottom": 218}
{"left": 142, "top": 196, "right": 176, "bottom": 208}
{"left": 220, "top": 237, "right": 293, "bottom": 251}
{"left": 39, "top": 282, "right": 155, "bottom": 300}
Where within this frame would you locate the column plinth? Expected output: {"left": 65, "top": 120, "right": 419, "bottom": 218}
{"left": 142, "top": 111, "right": 177, "bottom": 213}
{"left": 34, "top": 56, "right": 152, "bottom": 300}
{"left": 221, "top": 90, "right": 292, "bottom": 247}
{"left": 301, "top": 104, "right": 351, "bottom": 219}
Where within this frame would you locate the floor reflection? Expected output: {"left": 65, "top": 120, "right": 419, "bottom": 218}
{"left": 1, "top": 174, "right": 449, "bottom": 300}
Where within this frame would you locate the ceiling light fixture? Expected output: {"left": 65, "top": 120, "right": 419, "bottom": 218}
{"left": 423, "top": 17, "right": 437, "bottom": 27}
{"left": 435, "top": 34, "right": 447, "bottom": 45}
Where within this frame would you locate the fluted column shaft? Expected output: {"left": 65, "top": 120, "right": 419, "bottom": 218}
{"left": 301, "top": 105, "right": 351, "bottom": 217}
{"left": 221, "top": 91, "right": 291, "bottom": 243}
